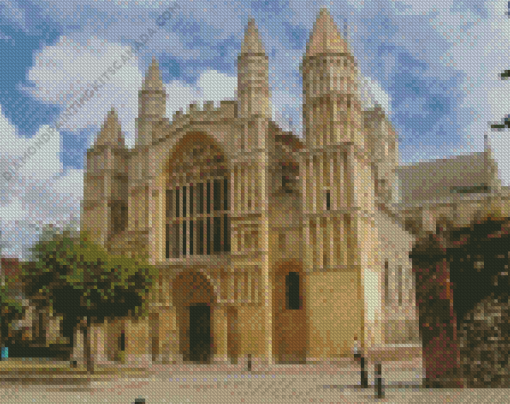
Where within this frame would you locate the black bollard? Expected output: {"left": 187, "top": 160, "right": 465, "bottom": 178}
{"left": 360, "top": 356, "right": 368, "bottom": 388}
{"left": 375, "top": 362, "right": 384, "bottom": 399}
{"left": 247, "top": 354, "right": 252, "bottom": 371}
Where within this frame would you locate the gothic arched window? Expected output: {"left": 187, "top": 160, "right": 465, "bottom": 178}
{"left": 397, "top": 265, "right": 403, "bottom": 306}
{"left": 384, "top": 260, "right": 389, "bottom": 304}
{"left": 165, "top": 141, "right": 230, "bottom": 259}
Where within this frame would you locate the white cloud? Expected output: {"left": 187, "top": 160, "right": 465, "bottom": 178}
{"left": 271, "top": 88, "right": 302, "bottom": 133}
{"left": 197, "top": 70, "right": 237, "bottom": 104}
{"left": 359, "top": 76, "right": 392, "bottom": 115}
{"left": 0, "top": 108, "right": 62, "bottom": 181}
{"left": 52, "top": 168, "right": 84, "bottom": 201}
{"left": 165, "top": 79, "right": 201, "bottom": 117}
{"left": 0, "top": 105, "right": 83, "bottom": 258}
{"left": 446, "top": 0, "right": 510, "bottom": 185}
{"left": 19, "top": 126, "right": 63, "bottom": 181}
{"left": 0, "top": 198, "right": 26, "bottom": 225}
{"left": 23, "top": 36, "right": 143, "bottom": 148}
{"left": 378, "top": 0, "right": 510, "bottom": 185}
{"left": 31, "top": 0, "right": 242, "bottom": 61}
{"left": 166, "top": 69, "right": 237, "bottom": 117}
{"left": 24, "top": 35, "right": 244, "bottom": 146}
{"left": 6, "top": 57, "right": 243, "bottom": 255}
{"left": 24, "top": 30, "right": 307, "bottom": 145}
{"left": 0, "top": 104, "right": 21, "bottom": 155}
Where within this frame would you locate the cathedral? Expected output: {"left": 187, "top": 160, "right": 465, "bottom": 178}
{"left": 80, "top": 8, "right": 435, "bottom": 365}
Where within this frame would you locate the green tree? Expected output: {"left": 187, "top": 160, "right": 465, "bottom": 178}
{"left": 21, "top": 227, "right": 156, "bottom": 373}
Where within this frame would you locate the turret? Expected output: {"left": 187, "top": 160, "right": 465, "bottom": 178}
{"left": 299, "top": 9, "right": 381, "bottom": 357}
{"left": 301, "top": 8, "right": 363, "bottom": 149}
{"left": 136, "top": 56, "right": 167, "bottom": 146}
{"left": 82, "top": 108, "right": 129, "bottom": 247}
{"left": 237, "top": 18, "right": 271, "bottom": 119}
{"left": 95, "top": 108, "right": 125, "bottom": 147}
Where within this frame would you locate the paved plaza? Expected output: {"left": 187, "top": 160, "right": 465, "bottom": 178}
{"left": 0, "top": 358, "right": 508, "bottom": 403}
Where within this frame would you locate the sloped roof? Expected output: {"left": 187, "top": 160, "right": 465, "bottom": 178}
{"left": 95, "top": 108, "right": 125, "bottom": 147}
{"left": 240, "top": 18, "right": 266, "bottom": 55}
{"left": 142, "top": 56, "right": 164, "bottom": 92}
{"left": 305, "top": 8, "right": 350, "bottom": 57}
{"left": 396, "top": 152, "right": 499, "bottom": 204}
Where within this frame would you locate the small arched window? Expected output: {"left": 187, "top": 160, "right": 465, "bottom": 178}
{"left": 286, "top": 272, "right": 300, "bottom": 310}
{"left": 397, "top": 265, "right": 403, "bottom": 306}
{"left": 384, "top": 260, "right": 389, "bottom": 304}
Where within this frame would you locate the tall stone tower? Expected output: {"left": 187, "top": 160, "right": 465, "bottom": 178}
{"left": 82, "top": 108, "right": 129, "bottom": 247}
{"left": 136, "top": 56, "right": 167, "bottom": 146}
{"left": 231, "top": 18, "right": 274, "bottom": 363}
{"left": 300, "top": 8, "right": 380, "bottom": 358}
{"left": 125, "top": 58, "right": 167, "bottom": 260}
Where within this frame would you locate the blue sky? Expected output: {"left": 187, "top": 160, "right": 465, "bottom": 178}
{"left": 0, "top": 0, "right": 509, "bottom": 257}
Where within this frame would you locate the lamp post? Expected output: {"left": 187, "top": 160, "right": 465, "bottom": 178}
{"left": 360, "top": 356, "right": 368, "bottom": 388}
{"left": 353, "top": 337, "right": 368, "bottom": 388}
{"left": 375, "top": 362, "right": 384, "bottom": 398}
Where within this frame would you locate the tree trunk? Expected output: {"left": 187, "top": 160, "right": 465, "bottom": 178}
{"left": 38, "top": 310, "right": 47, "bottom": 346}
{"left": 84, "top": 316, "right": 94, "bottom": 374}
{"left": 0, "top": 315, "right": 5, "bottom": 348}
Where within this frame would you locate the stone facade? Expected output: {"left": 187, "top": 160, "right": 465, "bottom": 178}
{"left": 80, "top": 9, "right": 425, "bottom": 365}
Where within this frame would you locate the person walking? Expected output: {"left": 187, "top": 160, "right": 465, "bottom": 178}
{"left": 353, "top": 336, "right": 361, "bottom": 360}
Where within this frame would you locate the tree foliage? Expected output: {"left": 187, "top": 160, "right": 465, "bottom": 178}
{"left": 0, "top": 281, "right": 24, "bottom": 346}
{"left": 21, "top": 226, "right": 157, "bottom": 372}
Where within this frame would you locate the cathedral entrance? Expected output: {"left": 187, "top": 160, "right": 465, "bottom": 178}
{"left": 273, "top": 262, "right": 307, "bottom": 364}
{"left": 173, "top": 271, "right": 215, "bottom": 364}
{"left": 189, "top": 304, "right": 211, "bottom": 362}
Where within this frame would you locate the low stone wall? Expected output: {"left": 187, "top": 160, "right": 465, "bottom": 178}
{"left": 459, "top": 293, "right": 510, "bottom": 388}
{"left": 366, "top": 344, "right": 423, "bottom": 363}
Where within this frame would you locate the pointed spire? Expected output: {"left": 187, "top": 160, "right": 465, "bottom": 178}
{"left": 305, "top": 8, "right": 349, "bottom": 57}
{"left": 95, "top": 108, "right": 125, "bottom": 147}
{"left": 240, "top": 17, "right": 266, "bottom": 55}
{"left": 142, "top": 56, "right": 164, "bottom": 91}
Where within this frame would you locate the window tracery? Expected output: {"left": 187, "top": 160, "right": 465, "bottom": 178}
{"left": 165, "top": 143, "right": 230, "bottom": 259}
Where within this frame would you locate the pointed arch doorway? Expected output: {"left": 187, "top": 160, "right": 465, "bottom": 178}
{"left": 173, "top": 271, "right": 215, "bottom": 363}
{"left": 189, "top": 303, "right": 211, "bottom": 362}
